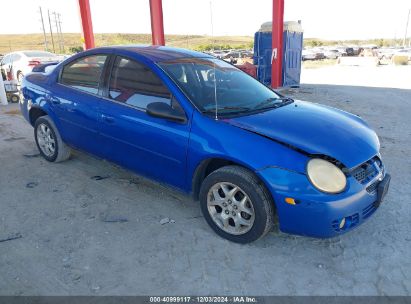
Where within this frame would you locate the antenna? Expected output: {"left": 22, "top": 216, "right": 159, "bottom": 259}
{"left": 213, "top": 61, "right": 218, "bottom": 120}
{"left": 209, "top": 0, "right": 218, "bottom": 120}
{"left": 209, "top": 0, "right": 214, "bottom": 50}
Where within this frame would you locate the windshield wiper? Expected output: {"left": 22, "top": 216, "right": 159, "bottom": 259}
{"left": 254, "top": 97, "right": 294, "bottom": 110}
{"left": 202, "top": 106, "right": 252, "bottom": 114}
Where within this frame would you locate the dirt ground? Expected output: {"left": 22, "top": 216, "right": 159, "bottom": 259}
{"left": 0, "top": 65, "right": 410, "bottom": 295}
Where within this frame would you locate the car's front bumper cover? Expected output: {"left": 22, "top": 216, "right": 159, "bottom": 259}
{"left": 257, "top": 166, "right": 390, "bottom": 238}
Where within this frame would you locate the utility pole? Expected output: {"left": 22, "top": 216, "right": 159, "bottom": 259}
{"left": 404, "top": 9, "right": 410, "bottom": 47}
{"left": 48, "top": 10, "right": 55, "bottom": 53}
{"left": 209, "top": 0, "right": 214, "bottom": 50}
{"left": 39, "top": 7, "right": 48, "bottom": 51}
{"left": 57, "top": 13, "right": 65, "bottom": 53}
{"left": 53, "top": 12, "right": 61, "bottom": 53}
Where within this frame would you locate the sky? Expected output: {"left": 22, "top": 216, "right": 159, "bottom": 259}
{"left": 0, "top": 0, "right": 410, "bottom": 40}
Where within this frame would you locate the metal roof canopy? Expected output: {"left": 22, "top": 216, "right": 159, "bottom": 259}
{"left": 77, "top": 0, "right": 284, "bottom": 88}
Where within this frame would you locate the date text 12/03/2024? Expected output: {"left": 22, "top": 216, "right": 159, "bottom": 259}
{"left": 149, "top": 296, "right": 257, "bottom": 303}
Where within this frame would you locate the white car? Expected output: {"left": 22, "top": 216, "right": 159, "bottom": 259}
{"left": 302, "top": 49, "right": 325, "bottom": 60}
{"left": 211, "top": 50, "right": 230, "bottom": 59}
{"left": 0, "top": 51, "right": 62, "bottom": 83}
{"left": 324, "top": 49, "right": 343, "bottom": 59}
{"left": 377, "top": 48, "right": 397, "bottom": 60}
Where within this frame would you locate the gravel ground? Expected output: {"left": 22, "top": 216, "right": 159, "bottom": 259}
{"left": 0, "top": 65, "right": 410, "bottom": 296}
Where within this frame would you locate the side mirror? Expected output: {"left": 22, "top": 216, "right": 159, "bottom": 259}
{"left": 146, "top": 102, "right": 186, "bottom": 123}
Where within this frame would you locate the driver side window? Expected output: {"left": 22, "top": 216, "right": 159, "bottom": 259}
{"left": 108, "top": 56, "right": 171, "bottom": 110}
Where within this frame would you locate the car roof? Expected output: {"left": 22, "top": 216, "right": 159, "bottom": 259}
{"left": 97, "top": 45, "right": 214, "bottom": 63}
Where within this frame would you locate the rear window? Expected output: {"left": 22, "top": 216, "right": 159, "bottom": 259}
{"left": 23, "top": 51, "right": 56, "bottom": 57}
{"left": 60, "top": 54, "right": 108, "bottom": 94}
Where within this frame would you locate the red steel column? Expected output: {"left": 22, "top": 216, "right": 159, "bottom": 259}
{"left": 271, "top": 0, "right": 284, "bottom": 88}
{"left": 149, "top": 0, "right": 165, "bottom": 46}
{"left": 78, "top": 0, "right": 95, "bottom": 50}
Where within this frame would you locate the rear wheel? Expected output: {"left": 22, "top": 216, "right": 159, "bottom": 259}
{"left": 10, "top": 94, "right": 19, "bottom": 103}
{"left": 34, "top": 115, "right": 71, "bottom": 162}
{"left": 199, "top": 166, "right": 275, "bottom": 243}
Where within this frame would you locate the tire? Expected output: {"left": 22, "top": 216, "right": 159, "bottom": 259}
{"left": 17, "top": 72, "right": 24, "bottom": 84}
{"left": 199, "top": 165, "right": 275, "bottom": 243}
{"left": 34, "top": 115, "right": 71, "bottom": 162}
{"left": 10, "top": 94, "right": 19, "bottom": 103}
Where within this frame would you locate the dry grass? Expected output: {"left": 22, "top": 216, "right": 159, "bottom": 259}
{"left": 0, "top": 33, "right": 253, "bottom": 54}
{"left": 391, "top": 55, "right": 409, "bottom": 65}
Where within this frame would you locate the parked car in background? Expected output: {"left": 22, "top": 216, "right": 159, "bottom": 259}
{"left": 335, "top": 47, "right": 348, "bottom": 57}
{"left": 20, "top": 46, "right": 390, "bottom": 243}
{"left": 352, "top": 46, "right": 363, "bottom": 56}
{"left": 376, "top": 48, "right": 397, "bottom": 60}
{"left": 345, "top": 47, "right": 355, "bottom": 56}
{"left": 223, "top": 50, "right": 253, "bottom": 64}
{"left": 302, "top": 49, "right": 325, "bottom": 61}
{"left": 0, "top": 51, "right": 63, "bottom": 83}
{"left": 324, "top": 49, "right": 342, "bottom": 59}
{"left": 210, "top": 50, "right": 230, "bottom": 59}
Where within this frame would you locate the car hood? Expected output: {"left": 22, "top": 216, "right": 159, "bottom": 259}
{"left": 224, "top": 100, "right": 379, "bottom": 169}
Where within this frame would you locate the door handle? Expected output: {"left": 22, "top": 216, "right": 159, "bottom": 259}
{"left": 51, "top": 97, "right": 61, "bottom": 105}
{"left": 101, "top": 114, "right": 115, "bottom": 123}
{"left": 46, "top": 94, "right": 61, "bottom": 105}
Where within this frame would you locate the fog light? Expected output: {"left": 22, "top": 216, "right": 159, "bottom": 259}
{"left": 339, "top": 218, "right": 346, "bottom": 229}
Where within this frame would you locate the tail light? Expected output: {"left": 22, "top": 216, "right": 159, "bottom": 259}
{"left": 28, "top": 60, "right": 41, "bottom": 67}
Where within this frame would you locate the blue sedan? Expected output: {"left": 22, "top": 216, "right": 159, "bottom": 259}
{"left": 20, "top": 46, "right": 390, "bottom": 243}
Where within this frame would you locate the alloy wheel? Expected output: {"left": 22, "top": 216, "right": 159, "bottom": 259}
{"left": 207, "top": 182, "right": 255, "bottom": 235}
{"left": 36, "top": 123, "right": 56, "bottom": 157}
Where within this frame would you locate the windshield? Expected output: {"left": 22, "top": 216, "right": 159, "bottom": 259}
{"left": 158, "top": 58, "right": 289, "bottom": 116}
{"left": 23, "top": 51, "right": 56, "bottom": 57}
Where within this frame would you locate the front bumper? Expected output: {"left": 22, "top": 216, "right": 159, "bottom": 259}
{"left": 258, "top": 166, "right": 389, "bottom": 238}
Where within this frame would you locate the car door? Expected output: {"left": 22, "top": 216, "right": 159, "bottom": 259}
{"left": 49, "top": 53, "right": 109, "bottom": 156}
{"left": 98, "top": 55, "right": 191, "bottom": 189}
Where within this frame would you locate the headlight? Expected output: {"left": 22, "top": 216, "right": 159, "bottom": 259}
{"left": 307, "top": 158, "right": 347, "bottom": 193}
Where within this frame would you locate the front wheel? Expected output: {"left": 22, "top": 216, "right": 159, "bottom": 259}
{"left": 199, "top": 166, "right": 275, "bottom": 243}
{"left": 34, "top": 115, "right": 71, "bottom": 162}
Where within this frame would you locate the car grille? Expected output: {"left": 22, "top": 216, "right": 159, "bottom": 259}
{"left": 366, "top": 180, "right": 379, "bottom": 193}
{"left": 351, "top": 156, "right": 383, "bottom": 185}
